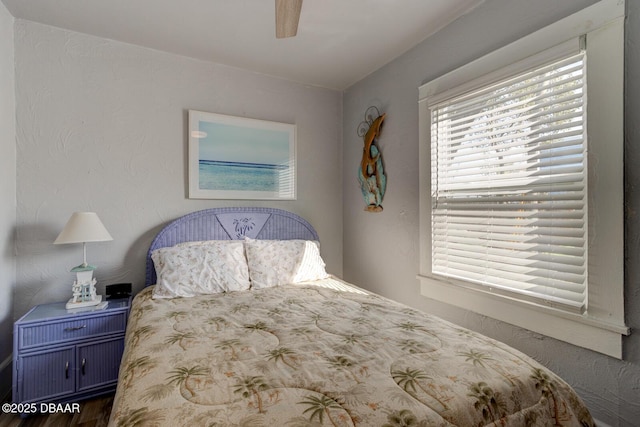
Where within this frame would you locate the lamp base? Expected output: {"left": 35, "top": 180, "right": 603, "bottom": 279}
{"left": 66, "top": 294, "right": 103, "bottom": 310}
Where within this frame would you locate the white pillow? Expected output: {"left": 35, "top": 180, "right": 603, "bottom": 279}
{"left": 151, "top": 240, "right": 250, "bottom": 298}
{"left": 243, "top": 238, "right": 329, "bottom": 289}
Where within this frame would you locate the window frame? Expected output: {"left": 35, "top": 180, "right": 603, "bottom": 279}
{"left": 417, "top": 0, "right": 628, "bottom": 358}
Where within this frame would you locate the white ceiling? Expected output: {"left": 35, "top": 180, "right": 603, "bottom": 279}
{"left": 1, "top": 0, "right": 484, "bottom": 90}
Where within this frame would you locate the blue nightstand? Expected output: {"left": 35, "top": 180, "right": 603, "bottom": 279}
{"left": 12, "top": 297, "right": 130, "bottom": 406}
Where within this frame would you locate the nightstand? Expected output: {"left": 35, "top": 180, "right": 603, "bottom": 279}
{"left": 12, "top": 297, "right": 130, "bottom": 406}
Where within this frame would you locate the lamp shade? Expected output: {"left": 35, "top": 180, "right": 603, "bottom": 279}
{"left": 54, "top": 212, "right": 113, "bottom": 244}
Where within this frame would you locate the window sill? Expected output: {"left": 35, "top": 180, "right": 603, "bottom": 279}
{"left": 417, "top": 274, "right": 629, "bottom": 359}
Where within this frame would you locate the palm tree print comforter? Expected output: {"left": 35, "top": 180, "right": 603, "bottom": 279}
{"left": 108, "top": 277, "right": 594, "bottom": 426}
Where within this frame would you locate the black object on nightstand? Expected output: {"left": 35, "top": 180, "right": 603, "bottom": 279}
{"left": 105, "top": 283, "right": 132, "bottom": 300}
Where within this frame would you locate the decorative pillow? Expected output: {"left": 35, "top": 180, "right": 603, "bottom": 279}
{"left": 151, "top": 240, "right": 250, "bottom": 298}
{"left": 243, "top": 238, "right": 329, "bottom": 289}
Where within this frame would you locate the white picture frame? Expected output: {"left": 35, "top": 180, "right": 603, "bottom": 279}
{"left": 188, "top": 110, "right": 296, "bottom": 200}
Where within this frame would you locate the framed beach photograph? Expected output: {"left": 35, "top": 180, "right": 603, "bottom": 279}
{"left": 188, "top": 110, "right": 296, "bottom": 200}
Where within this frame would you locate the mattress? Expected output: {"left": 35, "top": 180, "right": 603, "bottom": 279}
{"left": 108, "top": 277, "right": 593, "bottom": 426}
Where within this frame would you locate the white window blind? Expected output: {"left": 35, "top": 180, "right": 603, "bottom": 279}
{"left": 429, "top": 52, "right": 587, "bottom": 312}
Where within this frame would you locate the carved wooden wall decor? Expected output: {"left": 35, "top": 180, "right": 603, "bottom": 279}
{"left": 357, "top": 106, "right": 386, "bottom": 212}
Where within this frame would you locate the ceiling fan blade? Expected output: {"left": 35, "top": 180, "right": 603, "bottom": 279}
{"left": 275, "top": 0, "right": 303, "bottom": 38}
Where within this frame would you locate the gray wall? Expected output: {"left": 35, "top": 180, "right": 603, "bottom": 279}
{"left": 0, "top": 0, "right": 16, "bottom": 400}
{"left": 342, "top": 0, "right": 639, "bottom": 425}
{"left": 13, "top": 21, "right": 343, "bottom": 320}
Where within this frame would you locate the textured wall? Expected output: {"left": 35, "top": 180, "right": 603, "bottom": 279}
{"left": 0, "top": 1, "right": 16, "bottom": 398}
{"left": 13, "top": 21, "right": 343, "bottom": 320}
{"left": 342, "top": 0, "right": 640, "bottom": 425}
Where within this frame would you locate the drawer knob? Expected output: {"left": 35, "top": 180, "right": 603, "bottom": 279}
{"left": 64, "top": 325, "right": 87, "bottom": 332}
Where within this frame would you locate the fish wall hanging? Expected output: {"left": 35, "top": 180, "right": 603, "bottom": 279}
{"left": 357, "top": 106, "right": 386, "bottom": 212}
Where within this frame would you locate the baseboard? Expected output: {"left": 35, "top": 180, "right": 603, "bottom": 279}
{"left": 0, "top": 354, "right": 12, "bottom": 402}
{"left": 594, "top": 418, "right": 613, "bottom": 427}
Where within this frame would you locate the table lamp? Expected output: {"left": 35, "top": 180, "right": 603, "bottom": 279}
{"left": 54, "top": 212, "right": 113, "bottom": 309}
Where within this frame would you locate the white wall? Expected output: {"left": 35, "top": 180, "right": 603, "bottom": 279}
{"left": 0, "top": 1, "right": 16, "bottom": 398}
{"left": 343, "top": 0, "right": 640, "bottom": 425}
{"left": 13, "top": 21, "right": 343, "bottom": 319}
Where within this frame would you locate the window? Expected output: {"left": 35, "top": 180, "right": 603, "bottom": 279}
{"left": 431, "top": 48, "right": 587, "bottom": 312}
{"left": 418, "top": 0, "right": 628, "bottom": 358}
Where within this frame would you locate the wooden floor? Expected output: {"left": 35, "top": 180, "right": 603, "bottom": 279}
{"left": 0, "top": 395, "right": 113, "bottom": 427}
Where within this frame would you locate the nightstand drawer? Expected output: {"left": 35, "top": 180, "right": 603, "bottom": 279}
{"left": 18, "top": 312, "right": 127, "bottom": 350}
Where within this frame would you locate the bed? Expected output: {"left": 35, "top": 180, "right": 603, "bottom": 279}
{"left": 108, "top": 207, "right": 594, "bottom": 427}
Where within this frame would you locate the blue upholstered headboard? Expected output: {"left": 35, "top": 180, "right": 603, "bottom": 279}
{"left": 145, "top": 207, "right": 319, "bottom": 286}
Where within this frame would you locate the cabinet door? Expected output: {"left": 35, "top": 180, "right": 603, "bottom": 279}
{"left": 77, "top": 337, "right": 124, "bottom": 392}
{"left": 18, "top": 347, "right": 75, "bottom": 402}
